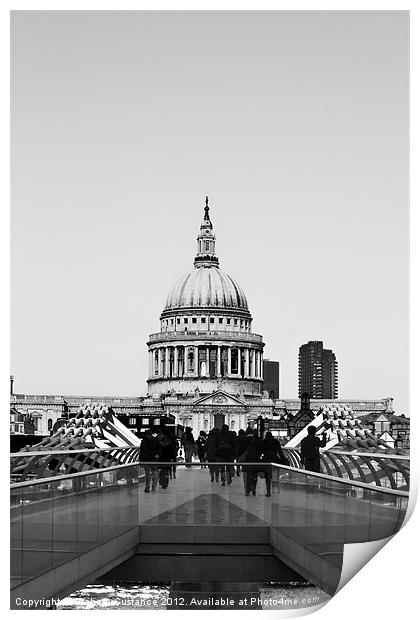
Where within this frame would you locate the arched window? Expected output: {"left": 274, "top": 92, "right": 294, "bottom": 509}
{"left": 47, "top": 418, "right": 53, "bottom": 432}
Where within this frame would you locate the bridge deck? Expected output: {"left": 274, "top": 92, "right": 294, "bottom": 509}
{"left": 11, "top": 464, "right": 405, "bottom": 591}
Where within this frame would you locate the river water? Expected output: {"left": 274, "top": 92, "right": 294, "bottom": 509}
{"left": 57, "top": 582, "right": 330, "bottom": 610}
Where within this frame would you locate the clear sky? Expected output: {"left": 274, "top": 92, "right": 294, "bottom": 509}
{"left": 11, "top": 11, "right": 409, "bottom": 413}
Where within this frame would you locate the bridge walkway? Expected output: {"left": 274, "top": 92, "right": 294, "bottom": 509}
{"left": 10, "top": 461, "right": 408, "bottom": 608}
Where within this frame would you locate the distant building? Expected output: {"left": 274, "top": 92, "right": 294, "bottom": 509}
{"left": 290, "top": 392, "right": 315, "bottom": 434}
{"left": 357, "top": 412, "right": 410, "bottom": 451}
{"left": 10, "top": 407, "right": 35, "bottom": 435}
{"left": 298, "top": 341, "right": 338, "bottom": 399}
{"left": 263, "top": 360, "right": 280, "bottom": 399}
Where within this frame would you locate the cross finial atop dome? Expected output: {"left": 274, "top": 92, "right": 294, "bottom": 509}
{"left": 204, "top": 196, "right": 210, "bottom": 221}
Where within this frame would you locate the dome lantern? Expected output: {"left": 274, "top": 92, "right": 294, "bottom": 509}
{"left": 194, "top": 196, "right": 219, "bottom": 268}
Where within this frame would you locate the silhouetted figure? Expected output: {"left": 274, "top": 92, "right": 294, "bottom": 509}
{"left": 206, "top": 428, "right": 220, "bottom": 482}
{"left": 235, "top": 429, "right": 248, "bottom": 476}
{"left": 197, "top": 430, "right": 208, "bottom": 468}
{"left": 157, "top": 430, "right": 176, "bottom": 489}
{"left": 261, "top": 431, "right": 289, "bottom": 496}
{"left": 239, "top": 428, "right": 254, "bottom": 491}
{"left": 216, "top": 425, "right": 235, "bottom": 486}
{"left": 242, "top": 429, "right": 264, "bottom": 495}
{"left": 182, "top": 428, "right": 197, "bottom": 468}
{"left": 169, "top": 434, "right": 179, "bottom": 479}
{"left": 139, "top": 429, "right": 159, "bottom": 493}
{"left": 300, "top": 426, "right": 327, "bottom": 473}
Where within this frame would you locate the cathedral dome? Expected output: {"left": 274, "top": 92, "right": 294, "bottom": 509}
{"left": 148, "top": 197, "right": 264, "bottom": 403}
{"left": 165, "top": 265, "right": 249, "bottom": 312}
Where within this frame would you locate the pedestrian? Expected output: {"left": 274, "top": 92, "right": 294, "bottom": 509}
{"left": 196, "top": 430, "right": 208, "bottom": 468}
{"left": 235, "top": 429, "right": 248, "bottom": 476}
{"left": 300, "top": 426, "right": 327, "bottom": 473}
{"left": 157, "top": 429, "right": 176, "bottom": 489}
{"left": 216, "top": 425, "right": 235, "bottom": 486}
{"left": 242, "top": 429, "right": 264, "bottom": 496}
{"left": 261, "top": 431, "right": 289, "bottom": 497}
{"left": 206, "top": 428, "right": 220, "bottom": 482}
{"left": 238, "top": 428, "right": 254, "bottom": 492}
{"left": 139, "top": 429, "right": 159, "bottom": 493}
{"left": 182, "top": 427, "right": 197, "bottom": 468}
{"left": 169, "top": 434, "right": 179, "bottom": 479}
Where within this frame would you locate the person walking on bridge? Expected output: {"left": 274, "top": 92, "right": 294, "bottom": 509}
{"left": 197, "top": 430, "right": 208, "bottom": 468}
{"left": 238, "top": 428, "right": 254, "bottom": 492}
{"left": 139, "top": 429, "right": 159, "bottom": 493}
{"left": 157, "top": 429, "right": 176, "bottom": 489}
{"left": 182, "top": 427, "right": 197, "bottom": 468}
{"left": 261, "top": 432, "right": 289, "bottom": 497}
{"left": 206, "top": 428, "right": 220, "bottom": 482}
{"left": 216, "top": 425, "right": 235, "bottom": 486}
{"left": 243, "top": 429, "right": 264, "bottom": 496}
{"left": 300, "top": 426, "right": 327, "bottom": 473}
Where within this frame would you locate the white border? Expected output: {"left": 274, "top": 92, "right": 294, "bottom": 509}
{"left": 2, "top": 3, "right": 417, "bottom": 619}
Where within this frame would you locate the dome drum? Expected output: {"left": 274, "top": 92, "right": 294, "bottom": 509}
{"left": 147, "top": 339, "right": 265, "bottom": 397}
{"left": 160, "top": 306, "right": 252, "bottom": 321}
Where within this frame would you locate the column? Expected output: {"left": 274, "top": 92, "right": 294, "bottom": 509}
{"left": 206, "top": 346, "right": 210, "bottom": 377}
{"left": 217, "top": 346, "right": 221, "bottom": 377}
{"left": 181, "top": 346, "right": 186, "bottom": 377}
{"left": 244, "top": 349, "right": 249, "bottom": 378}
{"left": 256, "top": 351, "right": 260, "bottom": 377}
{"left": 237, "top": 347, "right": 241, "bottom": 377}
{"left": 174, "top": 347, "right": 179, "bottom": 377}
{"left": 250, "top": 350, "right": 255, "bottom": 379}
{"left": 148, "top": 350, "right": 153, "bottom": 378}
{"left": 260, "top": 352, "right": 263, "bottom": 379}
{"left": 166, "top": 347, "right": 171, "bottom": 377}
{"left": 158, "top": 348, "right": 162, "bottom": 377}
{"left": 227, "top": 347, "right": 232, "bottom": 376}
{"left": 194, "top": 345, "right": 199, "bottom": 376}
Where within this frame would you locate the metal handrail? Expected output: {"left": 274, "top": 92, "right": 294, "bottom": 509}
{"left": 10, "top": 447, "right": 137, "bottom": 458}
{"left": 270, "top": 463, "right": 409, "bottom": 498}
{"left": 10, "top": 460, "right": 409, "bottom": 497}
{"left": 10, "top": 460, "right": 142, "bottom": 489}
{"left": 11, "top": 447, "right": 410, "bottom": 491}
{"left": 282, "top": 447, "right": 410, "bottom": 490}
{"left": 10, "top": 446, "right": 141, "bottom": 482}
{"left": 324, "top": 449, "right": 410, "bottom": 460}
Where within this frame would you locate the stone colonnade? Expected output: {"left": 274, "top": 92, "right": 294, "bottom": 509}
{"left": 149, "top": 344, "right": 263, "bottom": 380}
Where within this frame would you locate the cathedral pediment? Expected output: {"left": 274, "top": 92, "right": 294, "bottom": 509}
{"left": 193, "top": 390, "right": 246, "bottom": 406}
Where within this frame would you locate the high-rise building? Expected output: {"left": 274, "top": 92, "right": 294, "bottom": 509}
{"left": 298, "top": 341, "right": 338, "bottom": 399}
{"left": 263, "top": 360, "right": 280, "bottom": 399}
